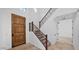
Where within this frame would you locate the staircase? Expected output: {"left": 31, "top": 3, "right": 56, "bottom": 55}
{"left": 29, "top": 22, "right": 50, "bottom": 50}
{"left": 39, "top": 8, "right": 57, "bottom": 28}
{"left": 29, "top": 8, "right": 57, "bottom": 50}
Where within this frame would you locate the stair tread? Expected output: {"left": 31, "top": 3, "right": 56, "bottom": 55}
{"left": 31, "top": 22, "right": 51, "bottom": 49}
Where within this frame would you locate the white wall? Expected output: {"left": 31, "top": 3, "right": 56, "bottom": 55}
{"left": 0, "top": 8, "right": 27, "bottom": 49}
{"left": 58, "top": 19, "right": 72, "bottom": 38}
{"left": 0, "top": 9, "right": 3, "bottom": 49}
{"left": 29, "top": 32, "right": 45, "bottom": 50}
{"left": 40, "top": 8, "right": 77, "bottom": 45}
{"left": 40, "top": 16, "right": 57, "bottom": 44}
{"left": 0, "top": 8, "right": 49, "bottom": 50}
{"left": 27, "top": 8, "right": 50, "bottom": 49}
{"left": 27, "top": 8, "right": 49, "bottom": 27}
{"left": 27, "top": 8, "right": 79, "bottom": 49}
{"left": 73, "top": 12, "right": 79, "bottom": 49}
{"left": 1, "top": 8, "right": 79, "bottom": 50}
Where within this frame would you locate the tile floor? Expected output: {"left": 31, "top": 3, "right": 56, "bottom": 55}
{"left": 48, "top": 37, "right": 74, "bottom": 50}
{"left": 9, "top": 43, "right": 40, "bottom": 50}
{"left": 9, "top": 37, "right": 74, "bottom": 50}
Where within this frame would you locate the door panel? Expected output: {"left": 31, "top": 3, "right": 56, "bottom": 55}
{"left": 13, "top": 24, "right": 24, "bottom": 33}
{"left": 12, "top": 17, "right": 25, "bottom": 24}
{"left": 12, "top": 14, "right": 26, "bottom": 47}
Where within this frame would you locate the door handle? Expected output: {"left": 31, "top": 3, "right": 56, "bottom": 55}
{"left": 12, "top": 33, "right": 14, "bottom": 36}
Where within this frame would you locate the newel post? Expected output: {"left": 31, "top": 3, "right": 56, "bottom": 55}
{"left": 32, "top": 22, "right": 33, "bottom": 31}
{"left": 46, "top": 34, "right": 48, "bottom": 50}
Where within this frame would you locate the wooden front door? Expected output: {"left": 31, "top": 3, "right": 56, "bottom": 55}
{"left": 12, "top": 14, "right": 26, "bottom": 47}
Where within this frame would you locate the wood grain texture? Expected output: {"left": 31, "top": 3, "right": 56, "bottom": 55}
{"left": 12, "top": 14, "right": 26, "bottom": 47}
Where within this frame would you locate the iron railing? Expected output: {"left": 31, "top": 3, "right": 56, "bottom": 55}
{"left": 39, "top": 8, "right": 57, "bottom": 28}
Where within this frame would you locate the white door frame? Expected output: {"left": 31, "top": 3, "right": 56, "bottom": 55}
{"left": 57, "top": 19, "right": 73, "bottom": 41}
{"left": 54, "top": 11, "right": 77, "bottom": 48}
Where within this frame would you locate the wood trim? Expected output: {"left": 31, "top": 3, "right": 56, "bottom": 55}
{"left": 11, "top": 13, "right": 26, "bottom": 48}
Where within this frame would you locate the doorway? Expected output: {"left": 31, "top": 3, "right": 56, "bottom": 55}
{"left": 57, "top": 19, "right": 73, "bottom": 49}
{"left": 12, "top": 14, "right": 26, "bottom": 47}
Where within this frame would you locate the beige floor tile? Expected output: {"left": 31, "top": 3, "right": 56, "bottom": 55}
{"left": 9, "top": 43, "right": 40, "bottom": 50}
{"left": 48, "top": 37, "right": 74, "bottom": 50}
